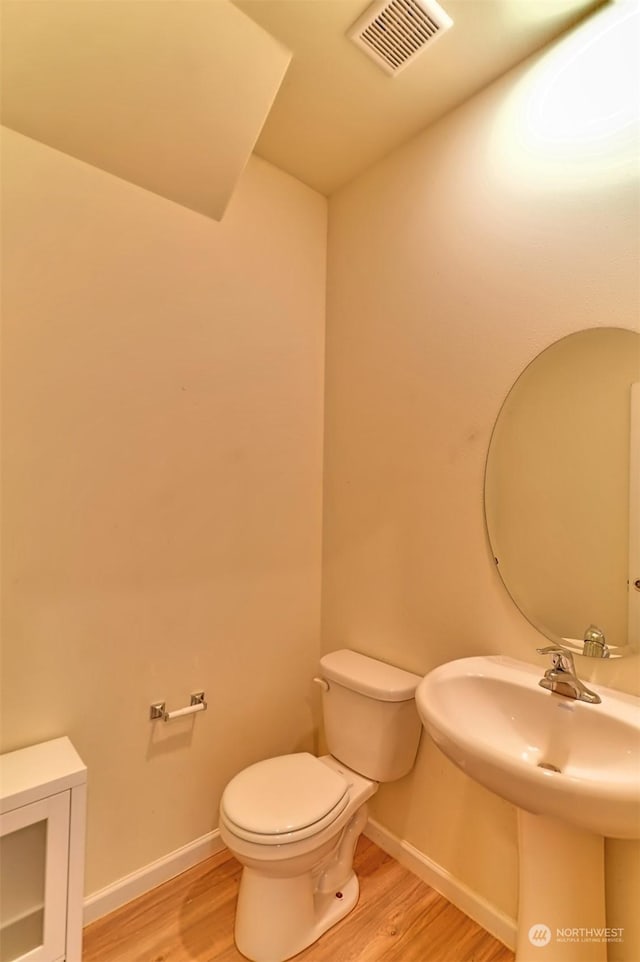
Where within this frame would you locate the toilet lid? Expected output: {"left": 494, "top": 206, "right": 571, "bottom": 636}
{"left": 221, "top": 753, "right": 349, "bottom": 839}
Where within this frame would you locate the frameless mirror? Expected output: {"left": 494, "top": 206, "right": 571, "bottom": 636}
{"left": 485, "top": 328, "right": 640, "bottom": 657}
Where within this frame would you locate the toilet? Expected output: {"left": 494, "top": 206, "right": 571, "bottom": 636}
{"left": 219, "top": 648, "right": 422, "bottom": 962}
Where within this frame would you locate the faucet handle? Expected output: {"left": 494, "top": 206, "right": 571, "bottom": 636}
{"left": 536, "top": 644, "right": 575, "bottom": 673}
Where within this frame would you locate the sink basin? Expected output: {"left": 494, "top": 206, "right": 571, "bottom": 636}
{"left": 415, "top": 655, "right": 640, "bottom": 839}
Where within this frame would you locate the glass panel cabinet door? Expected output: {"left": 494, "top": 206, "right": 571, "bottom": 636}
{"left": 0, "top": 793, "right": 70, "bottom": 962}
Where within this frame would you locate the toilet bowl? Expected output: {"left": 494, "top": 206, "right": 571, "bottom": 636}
{"left": 220, "top": 754, "right": 377, "bottom": 962}
{"left": 219, "top": 649, "right": 422, "bottom": 962}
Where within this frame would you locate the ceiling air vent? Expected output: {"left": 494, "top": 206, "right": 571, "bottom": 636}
{"left": 349, "top": 0, "right": 453, "bottom": 77}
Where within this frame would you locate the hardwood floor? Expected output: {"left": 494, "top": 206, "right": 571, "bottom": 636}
{"left": 83, "top": 837, "right": 515, "bottom": 962}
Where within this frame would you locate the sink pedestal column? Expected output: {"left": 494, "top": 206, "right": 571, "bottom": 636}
{"left": 516, "top": 811, "right": 607, "bottom": 962}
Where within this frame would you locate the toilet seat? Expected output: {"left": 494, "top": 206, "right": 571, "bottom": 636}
{"left": 220, "top": 753, "right": 349, "bottom": 845}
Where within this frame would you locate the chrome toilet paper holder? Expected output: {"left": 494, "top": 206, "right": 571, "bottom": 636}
{"left": 150, "top": 691, "right": 207, "bottom": 722}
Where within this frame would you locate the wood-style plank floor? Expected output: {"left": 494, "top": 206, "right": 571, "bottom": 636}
{"left": 83, "top": 837, "right": 515, "bottom": 962}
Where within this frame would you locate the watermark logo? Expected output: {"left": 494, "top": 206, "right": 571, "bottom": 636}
{"left": 528, "top": 924, "right": 552, "bottom": 947}
{"left": 527, "top": 923, "right": 624, "bottom": 947}
{"left": 557, "top": 928, "right": 624, "bottom": 944}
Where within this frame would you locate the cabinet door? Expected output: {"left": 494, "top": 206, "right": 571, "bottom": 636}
{"left": 0, "top": 792, "right": 70, "bottom": 962}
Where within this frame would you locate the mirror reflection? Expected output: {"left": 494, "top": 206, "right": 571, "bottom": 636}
{"left": 485, "top": 328, "right": 640, "bottom": 657}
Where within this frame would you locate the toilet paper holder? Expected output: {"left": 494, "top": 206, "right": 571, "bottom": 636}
{"left": 150, "top": 691, "right": 207, "bottom": 722}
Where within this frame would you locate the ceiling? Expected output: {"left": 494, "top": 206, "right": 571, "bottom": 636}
{"left": 235, "top": 0, "right": 605, "bottom": 195}
{"left": 1, "top": 0, "right": 290, "bottom": 219}
{"left": 1, "top": 0, "right": 606, "bottom": 219}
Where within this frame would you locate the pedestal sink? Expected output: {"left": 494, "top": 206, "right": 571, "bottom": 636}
{"left": 415, "top": 655, "right": 640, "bottom": 962}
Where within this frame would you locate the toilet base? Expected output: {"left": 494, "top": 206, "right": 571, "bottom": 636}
{"left": 235, "top": 870, "right": 359, "bottom": 962}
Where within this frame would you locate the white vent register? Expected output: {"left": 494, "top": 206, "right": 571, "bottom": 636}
{"left": 349, "top": 0, "right": 453, "bottom": 76}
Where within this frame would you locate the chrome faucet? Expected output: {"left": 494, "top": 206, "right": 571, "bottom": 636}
{"left": 536, "top": 645, "right": 601, "bottom": 705}
{"left": 583, "top": 625, "right": 608, "bottom": 658}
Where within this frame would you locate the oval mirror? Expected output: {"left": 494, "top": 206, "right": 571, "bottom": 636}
{"left": 485, "top": 328, "right": 640, "bottom": 658}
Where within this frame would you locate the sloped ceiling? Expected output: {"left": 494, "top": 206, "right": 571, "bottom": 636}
{"left": 236, "top": 0, "right": 605, "bottom": 195}
{"left": 0, "top": 0, "right": 291, "bottom": 219}
{"left": 0, "top": 0, "right": 605, "bottom": 213}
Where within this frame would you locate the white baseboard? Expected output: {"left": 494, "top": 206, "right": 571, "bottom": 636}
{"left": 83, "top": 830, "right": 225, "bottom": 925}
{"left": 364, "top": 818, "right": 517, "bottom": 951}
{"left": 83, "top": 817, "right": 517, "bottom": 950}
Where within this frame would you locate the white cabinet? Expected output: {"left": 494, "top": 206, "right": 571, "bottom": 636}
{"left": 0, "top": 739, "right": 87, "bottom": 962}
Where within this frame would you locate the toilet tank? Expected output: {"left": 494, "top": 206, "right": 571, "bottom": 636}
{"left": 319, "top": 649, "right": 422, "bottom": 782}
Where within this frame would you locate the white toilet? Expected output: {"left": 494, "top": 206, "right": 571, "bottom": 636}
{"left": 219, "top": 648, "right": 422, "bottom": 962}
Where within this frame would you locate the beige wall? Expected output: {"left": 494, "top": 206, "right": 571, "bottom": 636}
{"left": 0, "top": 127, "right": 327, "bottom": 893}
{"left": 323, "top": 1, "right": 639, "bottom": 954}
